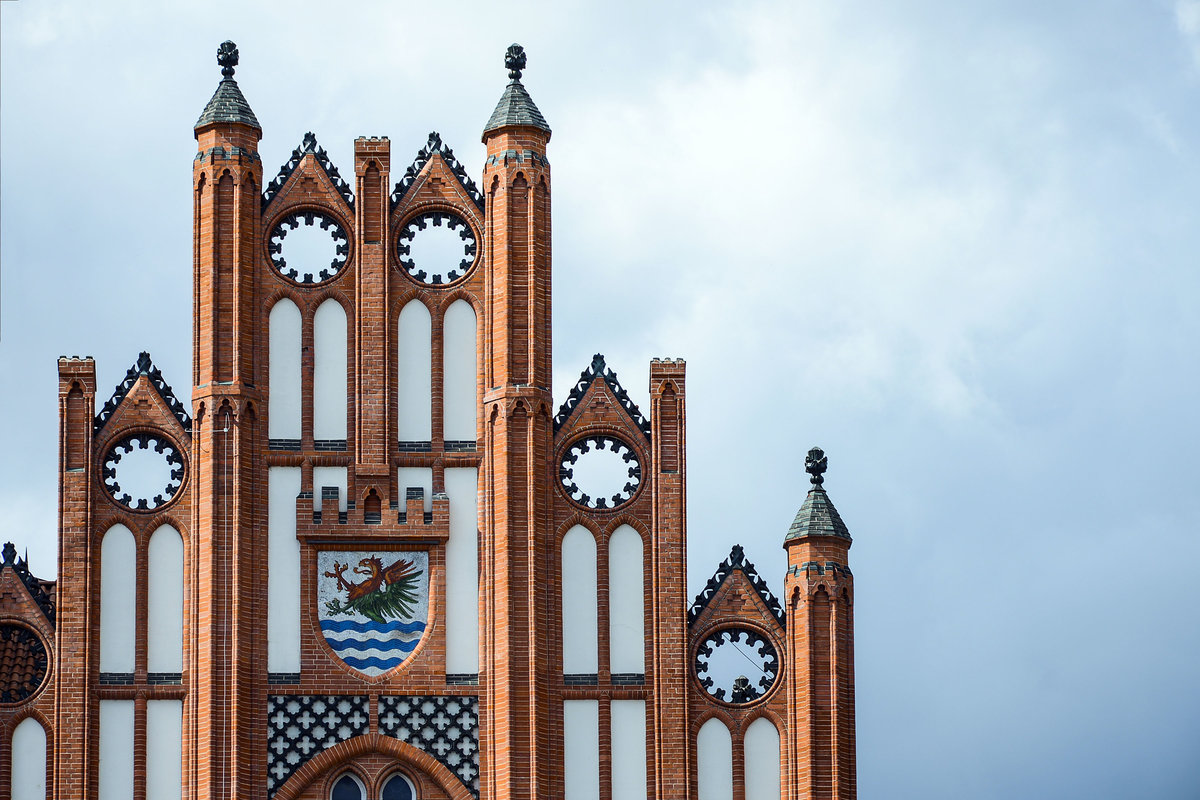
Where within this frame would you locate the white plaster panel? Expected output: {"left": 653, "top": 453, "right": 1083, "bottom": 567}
{"left": 561, "top": 525, "right": 598, "bottom": 673}
{"left": 99, "top": 700, "right": 135, "bottom": 800}
{"left": 147, "top": 524, "right": 184, "bottom": 673}
{"left": 10, "top": 717, "right": 46, "bottom": 800}
{"left": 445, "top": 467, "right": 479, "bottom": 674}
{"left": 313, "top": 298, "right": 348, "bottom": 440}
{"left": 563, "top": 700, "right": 600, "bottom": 800}
{"left": 396, "top": 467, "right": 433, "bottom": 513}
{"left": 313, "top": 466, "right": 348, "bottom": 513}
{"left": 744, "top": 717, "right": 782, "bottom": 800}
{"left": 268, "top": 298, "right": 302, "bottom": 440}
{"left": 146, "top": 700, "right": 183, "bottom": 800}
{"left": 608, "top": 524, "right": 645, "bottom": 673}
{"left": 697, "top": 718, "right": 734, "bottom": 800}
{"left": 268, "top": 467, "right": 302, "bottom": 673}
{"left": 442, "top": 299, "right": 477, "bottom": 441}
{"left": 610, "top": 700, "right": 647, "bottom": 800}
{"left": 100, "top": 524, "right": 136, "bottom": 673}
{"left": 396, "top": 299, "right": 432, "bottom": 441}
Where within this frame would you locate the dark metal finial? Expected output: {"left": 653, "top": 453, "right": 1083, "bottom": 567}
{"left": 1, "top": 542, "right": 15, "bottom": 565}
{"left": 805, "top": 447, "right": 828, "bottom": 487}
{"left": 505, "top": 43, "right": 527, "bottom": 81}
{"left": 217, "top": 40, "right": 239, "bottom": 79}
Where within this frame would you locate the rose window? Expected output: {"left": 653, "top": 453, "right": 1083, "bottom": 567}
{"left": 694, "top": 626, "right": 780, "bottom": 705}
{"left": 102, "top": 433, "right": 184, "bottom": 511}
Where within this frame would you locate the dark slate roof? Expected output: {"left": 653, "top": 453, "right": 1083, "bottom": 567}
{"left": 786, "top": 487, "right": 852, "bottom": 542}
{"left": 483, "top": 80, "right": 551, "bottom": 139}
{"left": 195, "top": 78, "right": 261, "bottom": 132}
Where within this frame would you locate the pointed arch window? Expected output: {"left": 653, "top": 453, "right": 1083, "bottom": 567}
{"left": 330, "top": 774, "right": 364, "bottom": 800}
{"left": 382, "top": 773, "right": 417, "bottom": 800}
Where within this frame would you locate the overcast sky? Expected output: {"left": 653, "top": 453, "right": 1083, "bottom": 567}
{"left": 3, "top": 1, "right": 1199, "bottom": 796}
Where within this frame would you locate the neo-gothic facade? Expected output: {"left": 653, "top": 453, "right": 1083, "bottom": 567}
{"left": 0, "top": 42, "right": 856, "bottom": 800}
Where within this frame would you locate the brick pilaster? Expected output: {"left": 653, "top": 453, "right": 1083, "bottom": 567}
{"left": 190, "top": 109, "right": 266, "bottom": 800}
{"left": 53, "top": 357, "right": 97, "bottom": 800}
{"left": 479, "top": 121, "right": 554, "bottom": 800}
{"left": 649, "top": 359, "right": 689, "bottom": 799}
{"left": 353, "top": 137, "right": 392, "bottom": 492}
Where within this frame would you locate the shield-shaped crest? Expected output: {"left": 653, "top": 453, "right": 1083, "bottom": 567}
{"left": 317, "top": 550, "right": 430, "bottom": 676}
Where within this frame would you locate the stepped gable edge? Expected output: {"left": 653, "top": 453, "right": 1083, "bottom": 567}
{"left": 553, "top": 354, "right": 651, "bottom": 441}
{"left": 688, "top": 544, "right": 786, "bottom": 628}
{"left": 94, "top": 351, "right": 192, "bottom": 435}
{"left": 1, "top": 542, "right": 56, "bottom": 624}
{"left": 391, "top": 131, "right": 484, "bottom": 211}
{"left": 262, "top": 132, "right": 356, "bottom": 212}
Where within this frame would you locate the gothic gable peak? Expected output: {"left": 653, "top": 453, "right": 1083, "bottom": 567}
{"left": 391, "top": 131, "right": 484, "bottom": 211}
{"left": 689, "top": 544, "right": 785, "bottom": 628}
{"left": 95, "top": 351, "right": 191, "bottom": 435}
{"left": 262, "top": 132, "right": 356, "bottom": 212}
{"left": 1, "top": 542, "right": 56, "bottom": 624}
{"left": 554, "top": 353, "right": 650, "bottom": 441}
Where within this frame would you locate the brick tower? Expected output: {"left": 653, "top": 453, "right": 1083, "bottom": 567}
{"left": 0, "top": 41, "right": 857, "bottom": 800}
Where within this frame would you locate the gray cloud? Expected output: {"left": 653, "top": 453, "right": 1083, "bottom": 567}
{"left": 2, "top": 0, "right": 1198, "bottom": 796}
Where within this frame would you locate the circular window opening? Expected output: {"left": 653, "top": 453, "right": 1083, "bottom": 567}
{"left": 269, "top": 210, "right": 349, "bottom": 285}
{"left": 695, "top": 627, "right": 779, "bottom": 705}
{"left": 396, "top": 211, "right": 477, "bottom": 285}
{"left": 559, "top": 435, "right": 641, "bottom": 510}
{"left": 0, "top": 623, "right": 49, "bottom": 704}
{"left": 102, "top": 433, "right": 184, "bottom": 511}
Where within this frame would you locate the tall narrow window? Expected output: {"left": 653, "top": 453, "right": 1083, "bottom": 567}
{"left": 563, "top": 700, "right": 600, "bottom": 800}
{"left": 313, "top": 299, "right": 348, "bottom": 441}
{"left": 610, "top": 700, "right": 647, "bottom": 800}
{"left": 146, "top": 700, "right": 183, "bottom": 800}
{"left": 397, "top": 299, "right": 432, "bottom": 443}
{"left": 268, "top": 298, "right": 302, "bottom": 441}
{"left": 608, "top": 525, "right": 644, "bottom": 674}
{"left": 697, "top": 718, "right": 733, "bottom": 800}
{"left": 10, "top": 717, "right": 46, "bottom": 800}
{"left": 445, "top": 467, "right": 479, "bottom": 674}
{"left": 99, "top": 700, "right": 135, "bottom": 800}
{"left": 147, "top": 524, "right": 183, "bottom": 673}
{"left": 442, "top": 299, "right": 477, "bottom": 442}
{"left": 268, "top": 467, "right": 302, "bottom": 673}
{"left": 100, "top": 524, "right": 136, "bottom": 673}
{"left": 744, "top": 717, "right": 782, "bottom": 800}
{"left": 561, "top": 525, "right": 598, "bottom": 674}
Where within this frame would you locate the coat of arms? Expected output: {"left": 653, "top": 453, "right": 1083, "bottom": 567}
{"left": 316, "top": 550, "right": 429, "bottom": 676}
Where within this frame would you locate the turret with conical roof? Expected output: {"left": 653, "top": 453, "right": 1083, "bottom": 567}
{"left": 478, "top": 43, "right": 556, "bottom": 800}
{"left": 189, "top": 40, "right": 266, "bottom": 800}
{"left": 783, "top": 447, "right": 857, "bottom": 800}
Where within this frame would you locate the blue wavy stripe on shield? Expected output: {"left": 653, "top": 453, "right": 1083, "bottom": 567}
{"left": 324, "top": 637, "right": 421, "bottom": 654}
{"left": 319, "top": 619, "right": 426, "bottom": 635}
{"left": 339, "top": 655, "right": 408, "bottom": 672}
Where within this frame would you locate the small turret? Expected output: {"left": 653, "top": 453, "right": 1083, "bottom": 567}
{"left": 782, "top": 447, "right": 857, "bottom": 799}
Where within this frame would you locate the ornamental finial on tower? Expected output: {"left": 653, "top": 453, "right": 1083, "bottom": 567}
{"left": 806, "top": 446, "right": 828, "bottom": 488}
{"left": 217, "top": 40, "right": 239, "bottom": 79}
{"left": 483, "top": 43, "right": 551, "bottom": 140}
{"left": 195, "top": 39, "right": 261, "bottom": 133}
{"left": 505, "top": 44, "right": 527, "bottom": 81}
